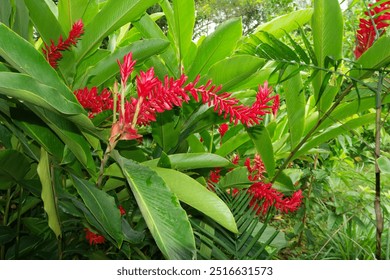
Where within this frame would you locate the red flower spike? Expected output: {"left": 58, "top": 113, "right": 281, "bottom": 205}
{"left": 354, "top": 0, "right": 390, "bottom": 59}
{"left": 118, "top": 52, "right": 136, "bottom": 86}
{"left": 43, "top": 20, "right": 84, "bottom": 68}
{"left": 231, "top": 154, "right": 240, "bottom": 165}
{"left": 119, "top": 205, "right": 126, "bottom": 216}
{"left": 74, "top": 87, "right": 113, "bottom": 118}
{"left": 84, "top": 228, "right": 105, "bottom": 245}
{"left": 245, "top": 154, "right": 266, "bottom": 181}
{"left": 218, "top": 123, "right": 229, "bottom": 138}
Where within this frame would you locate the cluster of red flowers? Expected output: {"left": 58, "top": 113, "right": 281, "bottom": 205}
{"left": 42, "top": 20, "right": 84, "bottom": 68}
{"left": 354, "top": 0, "right": 390, "bottom": 59}
{"left": 74, "top": 87, "right": 113, "bottom": 118}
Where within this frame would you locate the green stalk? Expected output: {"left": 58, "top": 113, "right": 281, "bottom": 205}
{"left": 1, "top": 188, "right": 12, "bottom": 260}
{"left": 374, "top": 72, "right": 384, "bottom": 259}
{"left": 15, "top": 185, "right": 24, "bottom": 259}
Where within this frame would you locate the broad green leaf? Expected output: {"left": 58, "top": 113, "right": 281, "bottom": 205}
{"left": 7, "top": 196, "right": 41, "bottom": 225}
{"left": 378, "top": 156, "right": 390, "bottom": 174}
{"left": 0, "top": 150, "right": 31, "bottom": 190}
{"left": 219, "top": 167, "right": 252, "bottom": 189}
{"left": 32, "top": 107, "right": 96, "bottom": 174}
{"left": 72, "top": 0, "right": 159, "bottom": 65}
{"left": 151, "top": 111, "right": 181, "bottom": 153}
{"left": 132, "top": 14, "right": 179, "bottom": 77}
{"left": 76, "top": 39, "right": 170, "bottom": 88}
{"left": 160, "top": 0, "right": 195, "bottom": 65}
{"left": 58, "top": 0, "right": 98, "bottom": 33}
{"left": 205, "top": 55, "right": 266, "bottom": 92}
{"left": 72, "top": 176, "right": 123, "bottom": 247}
{"left": 112, "top": 152, "right": 196, "bottom": 259}
{"left": 294, "top": 113, "right": 375, "bottom": 160}
{"left": 11, "top": 108, "right": 64, "bottom": 160}
{"left": 188, "top": 18, "right": 242, "bottom": 80}
{"left": 0, "top": 72, "right": 84, "bottom": 115}
{"left": 247, "top": 125, "right": 275, "bottom": 178}
{"left": 152, "top": 167, "right": 238, "bottom": 233}
{"left": 311, "top": 0, "right": 343, "bottom": 113}
{"left": 350, "top": 35, "right": 390, "bottom": 80}
{"left": 252, "top": 9, "right": 313, "bottom": 38}
{"left": 0, "top": 0, "right": 12, "bottom": 26}
{"left": 24, "top": 0, "right": 64, "bottom": 45}
{"left": 282, "top": 66, "right": 305, "bottom": 148}
{"left": 143, "top": 153, "right": 232, "bottom": 170}
{"left": 13, "top": 0, "right": 31, "bottom": 40}
{"left": 216, "top": 133, "right": 251, "bottom": 157}
{"left": 37, "top": 148, "right": 61, "bottom": 238}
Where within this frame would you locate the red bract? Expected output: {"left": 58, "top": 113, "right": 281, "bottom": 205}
{"left": 248, "top": 182, "right": 303, "bottom": 215}
{"left": 354, "top": 1, "right": 390, "bottom": 59}
{"left": 118, "top": 52, "right": 136, "bottom": 86}
{"left": 119, "top": 205, "right": 126, "bottom": 216}
{"left": 218, "top": 123, "right": 229, "bottom": 138}
{"left": 42, "top": 20, "right": 84, "bottom": 68}
{"left": 74, "top": 87, "right": 113, "bottom": 118}
{"left": 245, "top": 154, "right": 266, "bottom": 181}
{"left": 84, "top": 228, "right": 105, "bottom": 245}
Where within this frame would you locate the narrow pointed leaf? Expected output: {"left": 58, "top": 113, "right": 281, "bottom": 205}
{"left": 37, "top": 148, "right": 61, "bottom": 238}
{"left": 72, "top": 176, "right": 123, "bottom": 247}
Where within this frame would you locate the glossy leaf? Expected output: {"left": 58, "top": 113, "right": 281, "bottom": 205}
{"left": 311, "top": 0, "right": 343, "bottom": 113}
{"left": 72, "top": 176, "right": 123, "bottom": 247}
{"left": 76, "top": 39, "right": 170, "bottom": 88}
{"left": 112, "top": 152, "right": 196, "bottom": 259}
{"left": 188, "top": 18, "right": 242, "bottom": 80}
{"left": 143, "top": 153, "right": 233, "bottom": 170}
{"left": 350, "top": 35, "right": 390, "bottom": 80}
{"left": 247, "top": 125, "right": 275, "bottom": 178}
{"left": 152, "top": 167, "right": 238, "bottom": 233}
{"left": 252, "top": 9, "right": 313, "bottom": 38}
{"left": 73, "top": 0, "right": 159, "bottom": 64}
{"left": 282, "top": 66, "right": 305, "bottom": 148}
{"left": 161, "top": 0, "right": 195, "bottom": 65}
{"left": 58, "top": 0, "right": 98, "bottom": 33}
{"left": 205, "top": 55, "right": 266, "bottom": 92}
{"left": 294, "top": 113, "right": 376, "bottom": 160}
{"left": 37, "top": 148, "right": 61, "bottom": 238}
{"left": 24, "top": 0, "right": 64, "bottom": 45}
{"left": 216, "top": 133, "right": 251, "bottom": 157}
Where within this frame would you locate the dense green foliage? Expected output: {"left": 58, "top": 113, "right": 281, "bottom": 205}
{"left": 0, "top": 0, "right": 389, "bottom": 260}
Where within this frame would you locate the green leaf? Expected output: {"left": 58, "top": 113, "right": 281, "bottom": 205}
{"left": 219, "top": 167, "right": 252, "bottom": 189}
{"left": 0, "top": 150, "right": 31, "bottom": 189}
{"left": 72, "top": 176, "right": 123, "bottom": 247}
{"left": 0, "top": 226, "right": 16, "bottom": 245}
{"left": 0, "top": 72, "right": 84, "bottom": 115}
{"left": 152, "top": 167, "right": 238, "bottom": 233}
{"left": 161, "top": 0, "right": 195, "bottom": 65}
{"left": 75, "top": 38, "right": 170, "bottom": 88}
{"left": 378, "top": 156, "right": 390, "bottom": 174}
{"left": 350, "top": 35, "right": 390, "bottom": 80}
{"left": 143, "top": 153, "right": 233, "bottom": 170}
{"left": 24, "top": 0, "right": 64, "bottom": 45}
{"left": 72, "top": 0, "right": 159, "bottom": 65}
{"left": 294, "top": 113, "right": 375, "bottom": 160}
{"left": 247, "top": 125, "right": 275, "bottom": 178}
{"left": 188, "top": 18, "right": 242, "bottom": 80}
{"left": 282, "top": 66, "right": 306, "bottom": 148}
{"left": 112, "top": 152, "right": 196, "bottom": 259}
{"left": 216, "top": 133, "right": 251, "bottom": 157}
{"left": 13, "top": 0, "right": 31, "bottom": 40}
{"left": 205, "top": 55, "right": 265, "bottom": 92}
{"left": 311, "top": 0, "right": 343, "bottom": 113}
{"left": 58, "top": 0, "right": 98, "bottom": 33}
{"left": 37, "top": 148, "right": 61, "bottom": 238}
{"left": 132, "top": 14, "right": 179, "bottom": 77}
{"left": 252, "top": 9, "right": 313, "bottom": 38}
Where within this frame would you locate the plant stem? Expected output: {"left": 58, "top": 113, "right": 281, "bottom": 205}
{"left": 374, "top": 72, "right": 384, "bottom": 259}
{"left": 15, "top": 185, "right": 24, "bottom": 259}
{"left": 1, "top": 188, "right": 12, "bottom": 260}
{"left": 271, "top": 83, "right": 354, "bottom": 183}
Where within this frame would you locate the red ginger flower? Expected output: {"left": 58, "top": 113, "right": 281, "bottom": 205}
{"left": 84, "top": 228, "right": 105, "bottom": 245}
{"left": 354, "top": 1, "right": 390, "bottom": 59}
{"left": 245, "top": 154, "right": 266, "bottom": 181}
{"left": 43, "top": 20, "right": 84, "bottom": 68}
{"left": 119, "top": 205, "right": 126, "bottom": 216}
{"left": 74, "top": 87, "right": 113, "bottom": 118}
{"left": 218, "top": 123, "right": 229, "bottom": 138}
{"left": 118, "top": 52, "right": 136, "bottom": 86}
{"left": 248, "top": 182, "right": 303, "bottom": 215}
